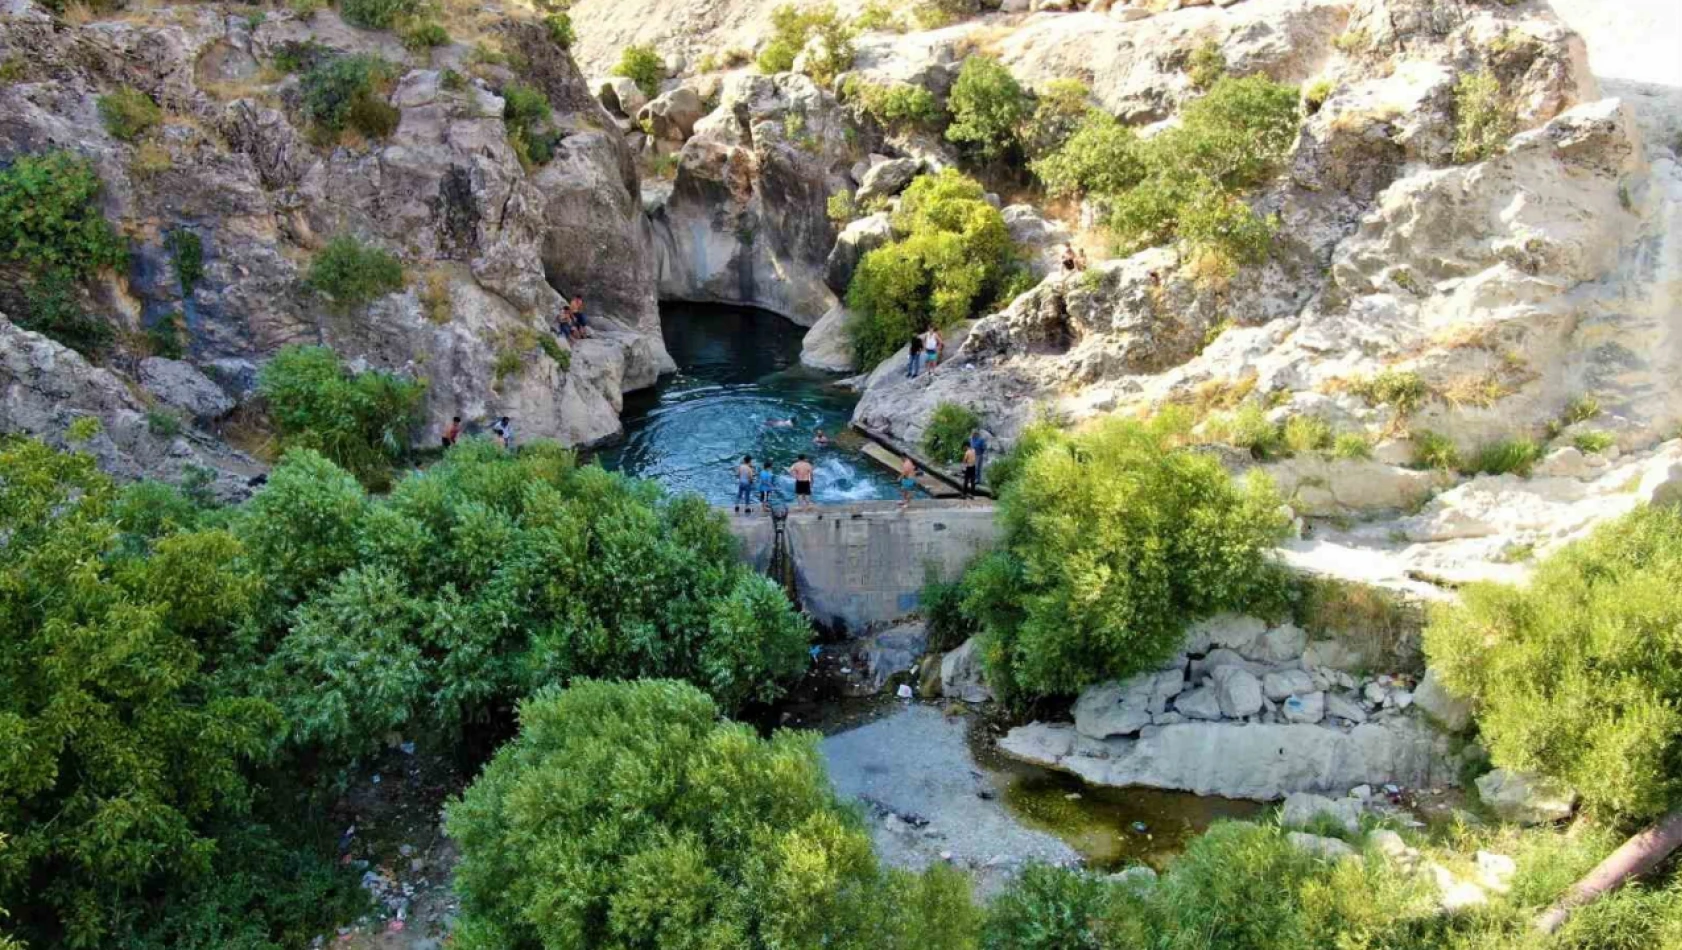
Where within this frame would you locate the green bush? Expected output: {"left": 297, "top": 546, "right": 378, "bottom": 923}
{"left": 1452, "top": 69, "right": 1514, "bottom": 164}
{"left": 1411, "top": 430, "right": 1460, "bottom": 471}
{"left": 1021, "top": 78, "right": 1092, "bottom": 159}
{"left": 399, "top": 19, "right": 450, "bottom": 50}
{"left": 1349, "top": 368, "right": 1428, "bottom": 414}
{"left": 337, "top": 0, "right": 418, "bottom": 30}
{"left": 845, "top": 170, "right": 1015, "bottom": 367}
{"left": 147, "top": 407, "right": 183, "bottom": 438}
{"left": 921, "top": 568, "right": 977, "bottom": 654}
{"left": 304, "top": 233, "right": 405, "bottom": 311}
{"left": 501, "top": 81, "right": 556, "bottom": 165}
{"left": 448, "top": 679, "right": 957, "bottom": 950}
{"left": 1031, "top": 110, "right": 1143, "bottom": 199}
{"left": 981, "top": 863, "right": 1118, "bottom": 950}
{"left": 165, "top": 227, "right": 203, "bottom": 294}
{"left": 0, "top": 150, "right": 128, "bottom": 290}
{"left": 757, "top": 3, "right": 856, "bottom": 84}
{"left": 256, "top": 344, "right": 424, "bottom": 487}
{"left": 1426, "top": 503, "right": 1682, "bottom": 822}
{"left": 911, "top": 0, "right": 975, "bottom": 30}
{"left": 1466, "top": 437, "right": 1542, "bottom": 476}
{"left": 613, "top": 44, "right": 664, "bottom": 98}
{"left": 1186, "top": 39, "right": 1227, "bottom": 90}
{"left": 846, "top": 77, "right": 942, "bottom": 132}
{"left": 543, "top": 12, "right": 576, "bottom": 48}
{"left": 1573, "top": 430, "right": 1615, "bottom": 454}
{"left": 924, "top": 401, "right": 981, "bottom": 464}
{"left": 945, "top": 55, "right": 1030, "bottom": 165}
{"left": 146, "top": 311, "right": 187, "bottom": 359}
{"left": 17, "top": 270, "right": 113, "bottom": 356}
{"left": 99, "top": 86, "right": 163, "bottom": 142}
{"left": 963, "top": 414, "right": 1290, "bottom": 703}
{"left": 1202, "top": 403, "right": 1285, "bottom": 459}
{"left": 299, "top": 53, "right": 399, "bottom": 138}
{"left": 1331, "top": 431, "right": 1373, "bottom": 460}
{"left": 1282, "top": 414, "right": 1334, "bottom": 455}
{"left": 272, "top": 38, "right": 335, "bottom": 74}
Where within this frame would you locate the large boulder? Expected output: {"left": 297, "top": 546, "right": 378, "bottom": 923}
{"left": 854, "top": 157, "right": 920, "bottom": 204}
{"left": 999, "top": 717, "right": 1459, "bottom": 799}
{"left": 1073, "top": 667, "right": 1186, "bottom": 739}
{"left": 1413, "top": 669, "right": 1473, "bottom": 732}
{"left": 1474, "top": 768, "right": 1577, "bottom": 825}
{"left": 138, "top": 357, "right": 235, "bottom": 420}
{"left": 940, "top": 636, "right": 993, "bottom": 704}
{"left": 799, "top": 303, "right": 857, "bottom": 372}
{"left": 824, "top": 212, "right": 895, "bottom": 296}
{"left": 638, "top": 86, "right": 706, "bottom": 144}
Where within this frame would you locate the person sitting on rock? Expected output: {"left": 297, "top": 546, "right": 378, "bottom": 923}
{"left": 569, "top": 297, "right": 592, "bottom": 340}
{"left": 1061, "top": 244, "right": 1078, "bottom": 273}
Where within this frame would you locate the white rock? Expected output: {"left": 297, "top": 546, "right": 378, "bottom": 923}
{"left": 1413, "top": 670, "right": 1473, "bottom": 733}
{"left": 1243, "top": 623, "right": 1309, "bottom": 664}
{"left": 940, "top": 637, "right": 994, "bottom": 704}
{"left": 1363, "top": 682, "right": 1388, "bottom": 705}
{"left": 1262, "top": 669, "right": 1315, "bottom": 701}
{"left": 1281, "top": 691, "right": 1325, "bottom": 724}
{"left": 1288, "top": 832, "right": 1357, "bottom": 861}
{"left": 1475, "top": 851, "right": 1517, "bottom": 893}
{"left": 1212, "top": 667, "right": 1264, "bottom": 719}
{"left": 1369, "top": 829, "right": 1413, "bottom": 859}
{"left": 1281, "top": 792, "right": 1362, "bottom": 835}
{"left": 1173, "top": 686, "right": 1224, "bottom": 721}
{"left": 1474, "top": 769, "right": 1577, "bottom": 825}
{"left": 1183, "top": 614, "right": 1266, "bottom": 654}
{"left": 1325, "top": 692, "right": 1368, "bottom": 723}
{"left": 1302, "top": 639, "right": 1369, "bottom": 673}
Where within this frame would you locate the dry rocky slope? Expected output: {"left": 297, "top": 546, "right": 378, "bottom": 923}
{"left": 0, "top": 4, "right": 671, "bottom": 491}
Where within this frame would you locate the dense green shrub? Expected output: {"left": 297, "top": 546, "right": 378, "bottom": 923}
{"left": 502, "top": 81, "right": 557, "bottom": 166}
{"left": 98, "top": 86, "right": 163, "bottom": 142}
{"left": 165, "top": 227, "right": 204, "bottom": 293}
{"left": 944, "top": 55, "right": 1030, "bottom": 165}
{"left": 845, "top": 77, "right": 942, "bottom": 132}
{"left": 146, "top": 311, "right": 187, "bottom": 359}
{"left": 0, "top": 439, "right": 290, "bottom": 947}
{"left": 757, "top": 3, "right": 855, "bottom": 84}
{"left": 1348, "top": 368, "right": 1428, "bottom": 414}
{"left": 0, "top": 151, "right": 128, "bottom": 354}
{"left": 924, "top": 400, "right": 981, "bottom": 464}
{"left": 1411, "top": 429, "right": 1460, "bottom": 471}
{"left": 448, "top": 679, "right": 969, "bottom": 950}
{"left": 613, "top": 44, "right": 664, "bottom": 98}
{"left": 543, "top": 12, "right": 575, "bottom": 49}
{"left": 1426, "top": 504, "right": 1682, "bottom": 822}
{"left": 845, "top": 170, "right": 1014, "bottom": 367}
{"left": 911, "top": 0, "right": 976, "bottom": 30}
{"left": 921, "top": 568, "right": 977, "bottom": 654}
{"left": 399, "top": 19, "right": 450, "bottom": 50}
{"left": 1034, "top": 75, "right": 1298, "bottom": 267}
{"left": 961, "top": 414, "right": 1289, "bottom": 703}
{"left": 337, "top": 0, "right": 417, "bottom": 30}
{"left": 256, "top": 344, "right": 425, "bottom": 487}
{"left": 1021, "top": 78, "right": 1093, "bottom": 158}
{"left": 304, "top": 233, "right": 405, "bottom": 311}
{"left": 299, "top": 54, "right": 399, "bottom": 138}
{"left": 1185, "top": 39, "right": 1227, "bottom": 90}
{"left": 1466, "top": 436, "right": 1543, "bottom": 476}
{"left": 981, "top": 863, "right": 1118, "bottom": 950}
{"left": 1452, "top": 69, "right": 1514, "bottom": 164}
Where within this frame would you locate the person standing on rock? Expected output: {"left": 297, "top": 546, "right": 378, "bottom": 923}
{"left": 907, "top": 327, "right": 924, "bottom": 378}
{"left": 924, "top": 327, "right": 943, "bottom": 371}
{"left": 961, "top": 442, "right": 978, "bottom": 501}
{"left": 898, "top": 455, "right": 918, "bottom": 509}
{"left": 969, "top": 429, "right": 987, "bottom": 483}
{"left": 757, "top": 460, "right": 776, "bottom": 511}
{"left": 442, "top": 416, "right": 462, "bottom": 448}
{"left": 735, "top": 455, "right": 755, "bottom": 514}
{"left": 789, "top": 454, "right": 815, "bottom": 509}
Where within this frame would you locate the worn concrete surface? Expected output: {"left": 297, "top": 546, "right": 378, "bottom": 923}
{"left": 726, "top": 500, "right": 1000, "bottom": 633}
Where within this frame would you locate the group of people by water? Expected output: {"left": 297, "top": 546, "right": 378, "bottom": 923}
{"left": 731, "top": 423, "right": 988, "bottom": 513}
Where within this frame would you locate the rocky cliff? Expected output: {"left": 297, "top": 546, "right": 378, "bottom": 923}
{"left": 0, "top": 4, "right": 672, "bottom": 488}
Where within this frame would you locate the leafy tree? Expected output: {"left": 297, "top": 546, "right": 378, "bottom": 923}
{"left": 944, "top": 55, "right": 1030, "bottom": 165}
{"left": 960, "top": 414, "right": 1290, "bottom": 703}
{"left": 256, "top": 344, "right": 425, "bottom": 487}
{"left": 1031, "top": 111, "right": 1142, "bottom": 199}
{"left": 613, "top": 44, "right": 665, "bottom": 98}
{"left": 1426, "top": 504, "right": 1682, "bottom": 823}
{"left": 543, "top": 12, "right": 575, "bottom": 49}
{"left": 844, "top": 78, "right": 942, "bottom": 133}
{"left": 845, "top": 170, "right": 1014, "bottom": 367}
{"left": 1021, "top": 78, "right": 1093, "bottom": 158}
{"left": 448, "top": 679, "right": 969, "bottom": 950}
{"left": 923, "top": 401, "right": 980, "bottom": 464}
{"left": 303, "top": 234, "right": 405, "bottom": 311}
{"left": 502, "top": 82, "right": 558, "bottom": 166}
{"left": 0, "top": 438, "right": 283, "bottom": 947}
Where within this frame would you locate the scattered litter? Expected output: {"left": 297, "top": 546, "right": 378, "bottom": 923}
{"left": 896, "top": 683, "right": 914, "bottom": 699}
{"left": 371, "top": 773, "right": 382, "bottom": 785}
{"left": 399, "top": 741, "right": 416, "bottom": 755}
{"left": 1131, "top": 822, "right": 1149, "bottom": 834}
{"left": 1064, "top": 792, "right": 1083, "bottom": 801}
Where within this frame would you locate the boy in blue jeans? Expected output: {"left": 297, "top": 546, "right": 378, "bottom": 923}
{"left": 735, "top": 456, "right": 755, "bottom": 513}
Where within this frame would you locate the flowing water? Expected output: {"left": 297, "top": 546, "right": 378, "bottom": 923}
{"left": 595, "top": 303, "right": 916, "bottom": 504}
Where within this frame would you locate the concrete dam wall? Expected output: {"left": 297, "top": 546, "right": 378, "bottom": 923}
{"left": 727, "top": 502, "right": 1002, "bottom": 634}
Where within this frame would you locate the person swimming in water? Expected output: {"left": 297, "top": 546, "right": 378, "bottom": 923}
{"left": 814, "top": 428, "right": 830, "bottom": 447}
{"left": 765, "top": 417, "right": 794, "bottom": 428}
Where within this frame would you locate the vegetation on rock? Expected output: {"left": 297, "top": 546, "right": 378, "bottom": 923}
{"left": 757, "top": 3, "right": 855, "bottom": 85}
{"left": 256, "top": 344, "right": 424, "bottom": 487}
{"left": 299, "top": 53, "right": 400, "bottom": 140}
{"left": 304, "top": 233, "right": 405, "bottom": 312}
{"left": 845, "top": 170, "right": 1015, "bottom": 367}
{"left": 613, "top": 44, "right": 665, "bottom": 99}
{"left": 1452, "top": 69, "right": 1515, "bottom": 164}
{"left": 959, "top": 414, "right": 1290, "bottom": 704}
{"left": 843, "top": 77, "right": 942, "bottom": 133}
{"left": 923, "top": 400, "right": 980, "bottom": 465}
{"left": 945, "top": 55, "right": 1031, "bottom": 166}
{"left": 97, "top": 86, "right": 162, "bottom": 143}
{"left": 338, "top": 0, "right": 419, "bottom": 30}
{"left": 1427, "top": 504, "right": 1682, "bottom": 823}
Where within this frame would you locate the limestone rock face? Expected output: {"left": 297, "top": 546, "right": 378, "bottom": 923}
{"left": 0, "top": 10, "right": 671, "bottom": 489}
{"left": 1073, "top": 668, "right": 1187, "bottom": 739}
{"left": 1, "top": 315, "right": 260, "bottom": 500}
{"left": 643, "top": 73, "right": 852, "bottom": 325}
{"left": 1000, "top": 717, "right": 1458, "bottom": 799}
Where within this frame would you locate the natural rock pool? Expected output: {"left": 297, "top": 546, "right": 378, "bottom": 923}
{"left": 595, "top": 303, "right": 913, "bottom": 504}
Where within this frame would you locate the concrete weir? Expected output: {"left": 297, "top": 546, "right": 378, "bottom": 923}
{"left": 726, "top": 501, "right": 1001, "bottom": 633}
